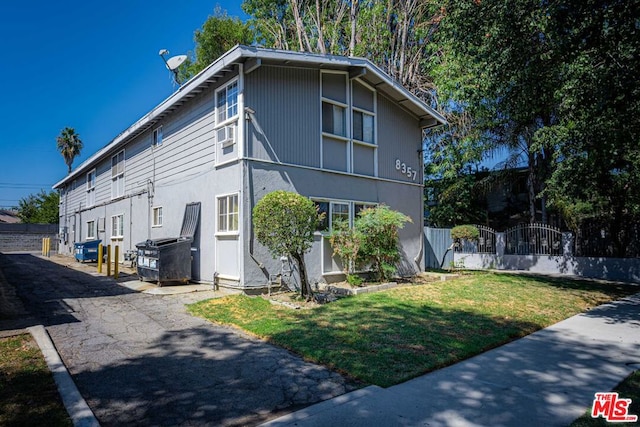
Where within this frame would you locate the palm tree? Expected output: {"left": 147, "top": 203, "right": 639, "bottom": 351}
{"left": 56, "top": 127, "right": 83, "bottom": 174}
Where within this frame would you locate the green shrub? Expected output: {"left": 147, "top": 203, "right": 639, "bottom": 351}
{"left": 356, "top": 205, "right": 412, "bottom": 282}
{"left": 450, "top": 225, "right": 480, "bottom": 242}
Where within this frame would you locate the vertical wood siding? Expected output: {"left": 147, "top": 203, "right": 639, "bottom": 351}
{"left": 377, "top": 95, "right": 422, "bottom": 182}
{"left": 245, "top": 66, "right": 320, "bottom": 167}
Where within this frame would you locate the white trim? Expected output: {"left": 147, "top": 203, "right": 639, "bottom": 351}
{"left": 216, "top": 192, "right": 240, "bottom": 234}
{"left": 152, "top": 126, "right": 163, "bottom": 147}
{"left": 215, "top": 78, "right": 240, "bottom": 126}
{"left": 86, "top": 219, "right": 96, "bottom": 240}
{"left": 152, "top": 206, "right": 163, "bottom": 227}
{"left": 110, "top": 213, "right": 124, "bottom": 239}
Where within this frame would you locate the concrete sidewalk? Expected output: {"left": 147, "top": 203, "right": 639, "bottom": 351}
{"left": 262, "top": 293, "right": 640, "bottom": 427}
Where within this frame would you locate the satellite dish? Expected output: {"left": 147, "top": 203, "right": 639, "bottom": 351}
{"left": 158, "top": 49, "right": 187, "bottom": 86}
{"left": 166, "top": 55, "right": 187, "bottom": 71}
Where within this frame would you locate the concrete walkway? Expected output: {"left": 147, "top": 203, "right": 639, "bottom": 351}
{"left": 262, "top": 292, "right": 640, "bottom": 427}
{"left": 0, "top": 253, "right": 358, "bottom": 426}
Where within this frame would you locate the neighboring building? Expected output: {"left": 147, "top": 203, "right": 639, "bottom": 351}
{"left": 53, "top": 45, "right": 446, "bottom": 290}
{"left": 0, "top": 209, "right": 20, "bottom": 224}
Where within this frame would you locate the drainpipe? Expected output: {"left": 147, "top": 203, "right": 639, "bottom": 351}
{"left": 243, "top": 107, "right": 267, "bottom": 272}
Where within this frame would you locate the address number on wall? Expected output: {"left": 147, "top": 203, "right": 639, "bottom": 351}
{"left": 395, "top": 159, "right": 418, "bottom": 181}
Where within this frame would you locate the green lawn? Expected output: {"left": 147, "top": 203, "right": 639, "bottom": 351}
{"left": 188, "top": 272, "right": 638, "bottom": 387}
{"left": 0, "top": 334, "right": 72, "bottom": 427}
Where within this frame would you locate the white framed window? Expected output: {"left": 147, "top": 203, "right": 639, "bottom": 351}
{"left": 216, "top": 80, "right": 239, "bottom": 125}
{"left": 314, "top": 199, "right": 377, "bottom": 232}
{"left": 152, "top": 206, "right": 163, "bottom": 227}
{"left": 352, "top": 109, "right": 375, "bottom": 144}
{"left": 153, "top": 126, "right": 163, "bottom": 147}
{"left": 111, "top": 214, "right": 124, "bottom": 239}
{"left": 111, "top": 150, "right": 125, "bottom": 199}
{"left": 217, "top": 193, "right": 239, "bottom": 233}
{"left": 86, "top": 220, "right": 96, "bottom": 240}
{"left": 86, "top": 169, "right": 96, "bottom": 207}
{"left": 322, "top": 101, "right": 347, "bottom": 138}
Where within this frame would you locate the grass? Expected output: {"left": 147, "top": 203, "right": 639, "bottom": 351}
{"left": 0, "top": 334, "right": 72, "bottom": 427}
{"left": 570, "top": 370, "right": 640, "bottom": 426}
{"left": 188, "top": 272, "right": 638, "bottom": 387}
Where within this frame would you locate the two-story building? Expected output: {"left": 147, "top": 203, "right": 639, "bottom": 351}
{"left": 53, "top": 45, "right": 446, "bottom": 290}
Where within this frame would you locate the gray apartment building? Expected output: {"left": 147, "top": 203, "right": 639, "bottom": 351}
{"left": 53, "top": 45, "right": 446, "bottom": 290}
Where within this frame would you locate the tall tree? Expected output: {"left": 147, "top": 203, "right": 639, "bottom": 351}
{"left": 17, "top": 190, "right": 59, "bottom": 224}
{"left": 56, "top": 127, "right": 83, "bottom": 174}
{"left": 538, "top": 0, "right": 640, "bottom": 255}
{"left": 428, "top": 0, "right": 560, "bottom": 223}
{"left": 179, "top": 7, "right": 254, "bottom": 81}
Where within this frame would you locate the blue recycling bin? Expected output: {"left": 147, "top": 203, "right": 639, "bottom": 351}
{"left": 74, "top": 240, "right": 102, "bottom": 262}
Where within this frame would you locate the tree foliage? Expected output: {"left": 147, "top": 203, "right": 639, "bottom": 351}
{"left": 17, "top": 190, "right": 59, "bottom": 224}
{"left": 56, "top": 127, "right": 83, "bottom": 174}
{"left": 355, "top": 205, "right": 411, "bottom": 282}
{"left": 538, "top": 0, "right": 640, "bottom": 256}
{"left": 179, "top": 7, "right": 254, "bottom": 81}
{"left": 253, "top": 190, "right": 323, "bottom": 298}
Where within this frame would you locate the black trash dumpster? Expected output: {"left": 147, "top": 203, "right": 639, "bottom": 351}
{"left": 136, "top": 202, "right": 200, "bottom": 285}
{"left": 74, "top": 240, "right": 102, "bottom": 262}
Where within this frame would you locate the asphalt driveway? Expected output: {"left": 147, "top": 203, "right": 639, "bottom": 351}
{"left": 0, "top": 253, "right": 357, "bottom": 426}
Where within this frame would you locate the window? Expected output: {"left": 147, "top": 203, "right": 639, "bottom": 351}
{"left": 322, "top": 101, "right": 346, "bottom": 137}
{"left": 216, "top": 81, "right": 238, "bottom": 124}
{"left": 152, "top": 206, "right": 163, "bottom": 227}
{"left": 86, "top": 220, "right": 96, "bottom": 240}
{"left": 111, "top": 214, "right": 124, "bottom": 239}
{"left": 353, "top": 110, "right": 375, "bottom": 144}
{"left": 217, "top": 194, "right": 239, "bottom": 233}
{"left": 86, "top": 169, "right": 96, "bottom": 207}
{"left": 111, "top": 150, "right": 125, "bottom": 199}
{"left": 315, "top": 200, "right": 378, "bottom": 232}
{"left": 153, "top": 126, "right": 163, "bottom": 147}
{"left": 331, "top": 202, "right": 349, "bottom": 226}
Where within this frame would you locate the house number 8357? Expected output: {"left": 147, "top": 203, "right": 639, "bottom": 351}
{"left": 395, "top": 159, "right": 417, "bottom": 181}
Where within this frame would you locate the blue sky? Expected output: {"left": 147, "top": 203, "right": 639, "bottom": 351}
{"left": 0, "top": 1, "right": 246, "bottom": 208}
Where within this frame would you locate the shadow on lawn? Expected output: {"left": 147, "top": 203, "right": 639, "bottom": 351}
{"left": 263, "top": 296, "right": 545, "bottom": 387}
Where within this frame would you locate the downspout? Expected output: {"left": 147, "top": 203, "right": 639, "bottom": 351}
{"left": 244, "top": 107, "right": 267, "bottom": 273}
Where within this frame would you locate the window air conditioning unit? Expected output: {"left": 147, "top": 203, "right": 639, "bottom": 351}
{"left": 217, "top": 125, "right": 235, "bottom": 148}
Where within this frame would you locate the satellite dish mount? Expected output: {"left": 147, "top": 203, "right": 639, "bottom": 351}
{"left": 159, "top": 49, "right": 187, "bottom": 86}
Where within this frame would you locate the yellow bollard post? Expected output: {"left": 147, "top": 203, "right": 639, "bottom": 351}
{"left": 106, "top": 244, "right": 111, "bottom": 277}
{"left": 114, "top": 246, "right": 119, "bottom": 280}
{"left": 41, "top": 238, "right": 45, "bottom": 256}
{"left": 97, "top": 244, "right": 103, "bottom": 273}
{"left": 46, "top": 238, "right": 51, "bottom": 257}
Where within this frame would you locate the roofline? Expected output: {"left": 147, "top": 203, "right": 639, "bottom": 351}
{"left": 54, "top": 45, "right": 446, "bottom": 189}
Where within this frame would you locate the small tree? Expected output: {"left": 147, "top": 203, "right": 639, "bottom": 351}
{"left": 17, "top": 190, "right": 59, "bottom": 224}
{"left": 253, "top": 190, "right": 323, "bottom": 300}
{"left": 328, "top": 218, "right": 362, "bottom": 284}
{"left": 356, "top": 205, "right": 412, "bottom": 282}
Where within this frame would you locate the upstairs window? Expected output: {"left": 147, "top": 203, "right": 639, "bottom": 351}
{"left": 153, "top": 126, "right": 163, "bottom": 147}
{"left": 111, "top": 150, "right": 125, "bottom": 199}
{"left": 216, "top": 81, "right": 238, "bottom": 124}
{"left": 322, "top": 101, "right": 347, "bottom": 137}
{"left": 353, "top": 110, "right": 375, "bottom": 144}
{"left": 86, "top": 169, "right": 96, "bottom": 207}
